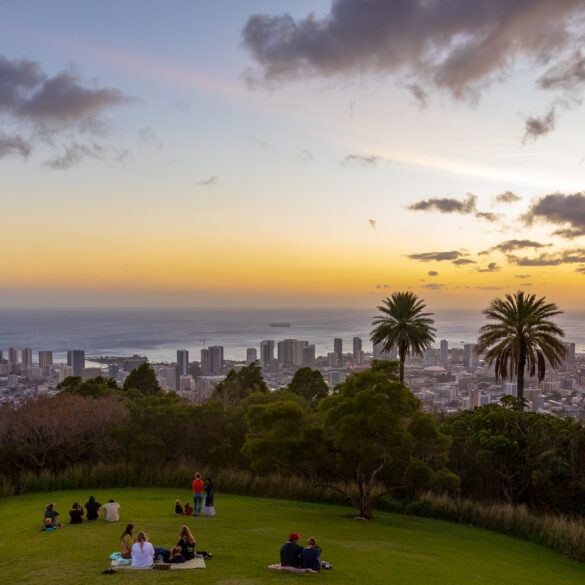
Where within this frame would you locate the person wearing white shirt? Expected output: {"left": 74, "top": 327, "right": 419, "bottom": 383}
{"left": 102, "top": 499, "right": 120, "bottom": 522}
{"left": 131, "top": 531, "right": 154, "bottom": 567}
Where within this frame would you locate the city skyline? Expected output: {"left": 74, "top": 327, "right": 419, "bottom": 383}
{"left": 2, "top": 1, "right": 585, "bottom": 309}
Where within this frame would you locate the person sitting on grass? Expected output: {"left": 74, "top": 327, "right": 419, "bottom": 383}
{"left": 176, "top": 525, "right": 196, "bottom": 560}
{"left": 184, "top": 502, "right": 193, "bottom": 516}
{"left": 280, "top": 532, "right": 303, "bottom": 568}
{"left": 301, "top": 537, "right": 322, "bottom": 571}
{"left": 84, "top": 496, "right": 101, "bottom": 520}
{"left": 174, "top": 499, "right": 184, "bottom": 514}
{"left": 120, "top": 524, "right": 135, "bottom": 560}
{"left": 69, "top": 502, "right": 84, "bottom": 524}
{"left": 44, "top": 503, "right": 61, "bottom": 528}
{"left": 102, "top": 499, "right": 120, "bottom": 522}
{"left": 131, "top": 531, "right": 154, "bottom": 568}
{"left": 42, "top": 517, "right": 55, "bottom": 531}
{"left": 168, "top": 546, "right": 185, "bottom": 564}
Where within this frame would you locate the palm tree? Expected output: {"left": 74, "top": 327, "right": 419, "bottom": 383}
{"left": 476, "top": 291, "right": 566, "bottom": 411}
{"left": 371, "top": 291, "right": 436, "bottom": 382}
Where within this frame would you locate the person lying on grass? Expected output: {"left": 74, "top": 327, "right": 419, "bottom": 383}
{"left": 280, "top": 532, "right": 303, "bottom": 568}
{"left": 168, "top": 546, "right": 186, "bottom": 564}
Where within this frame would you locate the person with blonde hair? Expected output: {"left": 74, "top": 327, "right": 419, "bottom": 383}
{"left": 301, "top": 536, "right": 322, "bottom": 571}
{"left": 176, "top": 525, "right": 196, "bottom": 560}
{"left": 131, "top": 531, "right": 154, "bottom": 567}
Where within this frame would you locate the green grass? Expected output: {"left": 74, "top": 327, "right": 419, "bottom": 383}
{"left": 2, "top": 488, "right": 585, "bottom": 585}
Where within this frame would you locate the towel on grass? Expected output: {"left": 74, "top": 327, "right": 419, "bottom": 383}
{"left": 268, "top": 564, "right": 318, "bottom": 573}
{"left": 111, "top": 555, "right": 206, "bottom": 570}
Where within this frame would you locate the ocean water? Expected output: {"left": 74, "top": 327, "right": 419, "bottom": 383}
{"left": 0, "top": 307, "right": 583, "bottom": 362}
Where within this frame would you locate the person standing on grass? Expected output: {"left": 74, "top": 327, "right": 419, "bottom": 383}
{"left": 301, "top": 537, "right": 322, "bottom": 571}
{"left": 84, "top": 496, "right": 101, "bottom": 520}
{"left": 131, "top": 531, "right": 154, "bottom": 567}
{"left": 176, "top": 525, "right": 196, "bottom": 560}
{"left": 102, "top": 499, "right": 120, "bottom": 522}
{"left": 120, "top": 524, "right": 135, "bottom": 559}
{"left": 69, "top": 502, "right": 84, "bottom": 524}
{"left": 192, "top": 472, "right": 204, "bottom": 516}
{"left": 203, "top": 477, "right": 215, "bottom": 516}
{"left": 280, "top": 532, "right": 303, "bottom": 568}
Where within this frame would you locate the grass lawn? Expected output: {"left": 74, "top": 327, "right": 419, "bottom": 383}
{"left": 1, "top": 487, "right": 585, "bottom": 585}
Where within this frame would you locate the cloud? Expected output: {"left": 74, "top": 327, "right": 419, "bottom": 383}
{"left": 506, "top": 248, "right": 585, "bottom": 266}
{"left": 0, "top": 132, "right": 31, "bottom": 159}
{"left": 537, "top": 51, "right": 585, "bottom": 92}
{"left": 405, "top": 83, "right": 428, "bottom": 108}
{"left": 343, "top": 153, "right": 379, "bottom": 167}
{"left": 407, "top": 250, "right": 465, "bottom": 262}
{"left": 476, "top": 286, "right": 504, "bottom": 290}
{"left": 577, "top": 267, "right": 585, "bottom": 275}
{"left": 0, "top": 55, "right": 133, "bottom": 164}
{"left": 422, "top": 283, "right": 445, "bottom": 290}
{"left": 44, "top": 141, "right": 105, "bottom": 170}
{"left": 242, "top": 1, "right": 585, "bottom": 103}
{"left": 514, "top": 274, "right": 531, "bottom": 279}
{"left": 477, "top": 262, "right": 499, "bottom": 272}
{"left": 296, "top": 148, "right": 314, "bottom": 162}
{"left": 475, "top": 211, "right": 500, "bottom": 222}
{"left": 493, "top": 191, "right": 521, "bottom": 204}
{"left": 408, "top": 193, "right": 476, "bottom": 214}
{"left": 197, "top": 176, "right": 218, "bottom": 186}
{"left": 428, "top": 271, "right": 438, "bottom": 276}
{"left": 368, "top": 219, "right": 376, "bottom": 229}
{"left": 139, "top": 126, "right": 163, "bottom": 149}
{"left": 523, "top": 107, "right": 556, "bottom": 142}
{"left": 523, "top": 193, "right": 585, "bottom": 238}
{"left": 452, "top": 258, "right": 476, "bottom": 265}
{"left": 482, "top": 239, "right": 551, "bottom": 254}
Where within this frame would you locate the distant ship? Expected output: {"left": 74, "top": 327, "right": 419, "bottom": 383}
{"left": 269, "top": 322, "right": 291, "bottom": 327}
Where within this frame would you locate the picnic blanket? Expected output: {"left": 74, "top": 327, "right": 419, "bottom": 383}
{"left": 111, "top": 555, "right": 206, "bottom": 570}
{"left": 268, "top": 564, "right": 318, "bottom": 573}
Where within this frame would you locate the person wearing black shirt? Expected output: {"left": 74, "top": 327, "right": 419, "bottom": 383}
{"left": 69, "top": 502, "right": 84, "bottom": 524}
{"left": 176, "top": 525, "right": 196, "bottom": 560}
{"left": 280, "top": 532, "right": 303, "bottom": 568}
{"left": 84, "top": 496, "right": 101, "bottom": 520}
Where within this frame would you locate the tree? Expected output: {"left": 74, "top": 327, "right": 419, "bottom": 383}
{"left": 212, "top": 361, "right": 268, "bottom": 407}
{"left": 476, "top": 291, "right": 566, "bottom": 411}
{"left": 288, "top": 367, "right": 328, "bottom": 406}
{"left": 371, "top": 291, "right": 436, "bottom": 382}
{"left": 123, "top": 362, "right": 161, "bottom": 396}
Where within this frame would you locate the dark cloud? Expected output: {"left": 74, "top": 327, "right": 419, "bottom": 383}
{"left": 0, "top": 132, "right": 31, "bottom": 159}
{"left": 343, "top": 153, "right": 379, "bottom": 167}
{"left": 0, "top": 55, "right": 133, "bottom": 165}
{"left": 523, "top": 193, "right": 585, "bottom": 238}
{"left": 422, "top": 283, "right": 445, "bottom": 290}
{"left": 408, "top": 193, "right": 476, "bottom": 214}
{"left": 514, "top": 274, "right": 531, "bottom": 279}
{"left": 369, "top": 219, "right": 376, "bottom": 229}
{"left": 493, "top": 190, "right": 521, "bottom": 204}
{"left": 407, "top": 250, "right": 464, "bottom": 262}
{"left": 477, "top": 262, "right": 499, "bottom": 272}
{"left": 428, "top": 271, "right": 438, "bottom": 276}
{"left": 406, "top": 83, "right": 428, "bottom": 108}
{"left": 242, "top": 1, "right": 585, "bottom": 102}
{"left": 577, "top": 267, "right": 585, "bottom": 275}
{"left": 537, "top": 51, "right": 585, "bottom": 92}
{"left": 475, "top": 211, "right": 500, "bottom": 222}
{"left": 452, "top": 258, "right": 476, "bottom": 265}
{"left": 506, "top": 248, "right": 585, "bottom": 266}
{"left": 523, "top": 107, "right": 556, "bottom": 142}
{"left": 383, "top": 284, "right": 389, "bottom": 288}
{"left": 483, "top": 239, "right": 551, "bottom": 254}
{"left": 197, "top": 176, "right": 218, "bottom": 186}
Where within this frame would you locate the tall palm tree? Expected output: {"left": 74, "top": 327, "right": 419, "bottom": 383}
{"left": 371, "top": 291, "right": 436, "bottom": 382}
{"left": 476, "top": 291, "right": 566, "bottom": 411}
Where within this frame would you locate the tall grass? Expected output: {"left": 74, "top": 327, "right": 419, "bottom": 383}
{"left": 409, "top": 492, "right": 585, "bottom": 562}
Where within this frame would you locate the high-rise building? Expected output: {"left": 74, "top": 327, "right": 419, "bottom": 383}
{"left": 302, "top": 344, "right": 316, "bottom": 368}
{"left": 278, "top": 339, "right": 296, "bottom": 367}
{"left": 177, "top": 349, "right": 189, "bottom": 377}
{"left": 440, "top": 340, "right": 448, "bottom": 364}
{"left": 204, "top": 345, "right": 223, "bottom": 375}
{"left": 8, "top": 347, "right": 18, "bottom": 364}
{"left": 68, "top": 350, "right": 85, "bottom": 377}
{"left": 327, "top": 352, "right": 337, "bottom": 368}
{"left": 246, "top": 348, "right": 257, "bottom": 366}
{"left": 373, "top": 341, "right": 398, "bottom": 360}
{"left": 294, "top": 340, "right": 307, "bottom": 366}
{"left": 201, "top": 349, "right": 209, "bottom": 374}
{"left": 353, "top": 337, "right": 363, "bottom": 364}
{"left": 21, "top": 347, "right": 33, "bottom": 367}
{"left": 463, "top": 344, "right": 478, "bottom": 370}
{"left": 38, "top": 350, "right": 53, "bottom": 369}
{"left": 333, "top": 338, "right": 343, "bottom": 365}
{"left": 562, "top": 342, "right": 576, "bottom": 371}
{"left": 260, "top": 340, "right": 275, "bottom": 369}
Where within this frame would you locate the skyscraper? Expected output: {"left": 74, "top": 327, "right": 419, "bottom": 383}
{"left": 207, "top": 345, "right": 224, "bottom": 375}
{"left": 353, "top": 337, "right": 362, "bottom": 364}
{"left": 302, "top": 344, "right": 316, "bottom": 368}
{"left": 68, "top": 350, "right": 85, "bottom": 377}
{"left": 21, "top": 347, "right": 33, "bottom": 367}
{"left": 333, "top": 338, "right": 343, "bottom": 365}
{"left": 260, "top": 340, "right": 275, "bottom": 369}
{"left": 440, "top": 340, "right": 448, "bottom": 365}
{"left": 8, "top": 347, "right": 18, "bottom": 364}
{"left": 246, "top": 348, "right": 257, "bottom": 365}
{"left": 463, "top": 344, "right": 478, "bottom": 370}
{"left": 38, "top": 351, "right": 53, "bottom": 369}
{"left": 373, "top": 341, "right": 397, "bottom": 360}
{"left": 278, "top": 339, "right": 296, "bottom": 367}
{"left": 177, "top": 349, "right": 189, "bottom": 377}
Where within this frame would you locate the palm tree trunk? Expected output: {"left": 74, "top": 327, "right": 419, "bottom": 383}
{"left": 399, "top": 344, "right": 406, "bottom": 382}
{"left": 517, "top": 352, "right": 526, "bottom": 412}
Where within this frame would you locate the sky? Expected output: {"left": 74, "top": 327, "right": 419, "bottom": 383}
{"left": 2, "top": 0, "right": 585, "bottom": 310}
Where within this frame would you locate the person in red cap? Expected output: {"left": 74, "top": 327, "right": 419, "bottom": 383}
{"left": 280, "top": 532, "right": 303, "bottom": 568}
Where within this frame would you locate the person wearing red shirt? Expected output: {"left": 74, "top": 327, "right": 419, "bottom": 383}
{"left": 192, "top": 472, "right": 204, "bottom": 516}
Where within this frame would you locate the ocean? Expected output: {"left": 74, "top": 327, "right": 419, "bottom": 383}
{"left": 0, "top": 307, "right": 583, "bottom": 362}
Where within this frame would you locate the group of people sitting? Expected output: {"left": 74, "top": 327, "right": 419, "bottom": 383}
{"left": 43, "top": 497, "right": 120, "bottom": 529}
{"left": 119, "top": 523, "right": 197, "bottom": 567}
{"left": 280, "top": 532, "right": 323, "bottom": 571}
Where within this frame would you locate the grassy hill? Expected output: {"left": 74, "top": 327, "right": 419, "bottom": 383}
{"left": 1, "top": 487, "right": 585, "bottom": 585}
